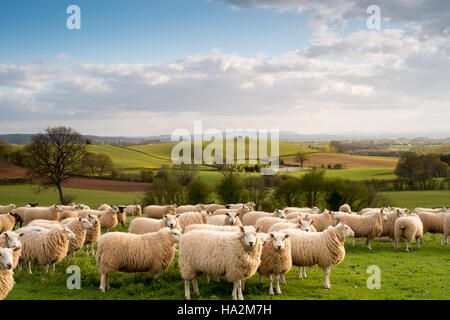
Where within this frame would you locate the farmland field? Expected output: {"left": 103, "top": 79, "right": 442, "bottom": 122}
{"left": 283, "top": 153, "right": 398, "bottom": 169}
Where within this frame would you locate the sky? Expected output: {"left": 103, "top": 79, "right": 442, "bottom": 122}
{"left": 0, "top": 0, "right": 449, "bottom": 137}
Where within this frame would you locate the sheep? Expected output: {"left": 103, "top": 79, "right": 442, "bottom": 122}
{"left": 98, "top": 204, "right": 111, "bottom": 211}
{"left": 126, "top": 204, "right": 142, "bottom": 217}
{"left": 80, "top": 207, "right": 119, "bottom": 232}
{"left": 394, "top": 214, "right": 424, "bottom": 252}
{"left": 96, "top": 227, "right": 182, "bottom": 292}
{"left": 60, "top": 217, "right": 94, "bottom": 258}
{"left": 414, "top": 207, "right": 447, "bottom": 214}
{"left": 176, "top": 204, "right": 206, "bottom": 214}
{"left": 179, "top": 225, "right": 262, "bottom": 300}
{"left": 255, "top": 217, "right": 287, "bottom": 233}
{"left": 0, "top": 231, "right": 22, "bottom": 269}
{"left": 13, "top": 205, "right": 31, "bottom": 227}
{"left": 59, "top": 203, "right": 77, "bottom": 212}
{"left": 334, "top": 210, "right": 386, "bottom": 250}
{"left": 227, "top": 202, "right": 255, "bottom": 211}
{"left": 0, "top": 212, "right": 21, "bottom": 233}
{"left": 255, "top": 232, "right": 292, "bottom": 296}
{"left": 22, "top": 204, "right": 62, "bottom": 225}
{"left": 184, "top": 224, "right": 242, "bottom": 233}
{"left": 143, "top": 204, "right": 177, "bottom": 219}
{"left": 339, "top": 204, "right": 351, "bottom": 213}
{"left": 82, "top": 214, "right": 101, "bottom": 256}
{"left": 442, "top": 212, "right": 450, "bottom": 245}
{"left": 177, "top": 211, "right": 209, "bottom": 232}
{"left": 0, "top": 247, "right": 15, "bottom": 300}
{"left": 284, "top": 223, "right": 354, "bottom": 289}
{"left": 242, "top": 210, "right": 284, "bottom": 226}
{"left": 0, "top": 204, "right": 16, "bottom": 215}
{"left": 285, "top": 211, "right": 309, "bottom": 220}
{"left": 76, "top": 204, "right": 90, "bottom": 210}
{"left": 17, "top": 225, "right": 76, "bottom": 274}
{"left": 205, "top": 204, "right": 226, "bottom": 214}
{"left": 416, "top": 211, "right": 445, "bottom": 235}
{"left": 208, "top": 212, "right": 242, "bottom": 226}
{"left": 129, "top": 215, "right": 181, "bottom": 234}
{"left": 283, "top": 207, "right": 320, "bottom": 215}
{"left": 60, "top": 210, "right": 79, "bottom": 221}
{"left": 307, "top": 210, "right": 333, "bottom": 232}
{"left": 116, "top": 206, "right": 127, "bottom": 228}
{"left": 212, "top": 205, "right": 251, "bottom": 217}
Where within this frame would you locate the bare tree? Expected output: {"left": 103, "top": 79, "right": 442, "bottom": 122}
{"left": 96, "top": 154, "right": 114, "bottom": 176}
{"left": 294, "top": 151, "right": 310, "bottom": 168}
{"left": 25, "top": 127, "right": 87, "bottom": 204}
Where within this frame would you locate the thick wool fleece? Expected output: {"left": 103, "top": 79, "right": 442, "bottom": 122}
{"left": 0, "top": 214, "right": 16, "bottom": 233}
{"left": 60, "top": 211, "right": 78, "bottom": 220}
{"left": 443, "top": 213, "right": 450, "bottom": 244}
{"left": 380, "top": 210, "right": 401, "bottom": 239}
{"left": 257, "top": 236, "right": 292, "bottom": 277}
{"left": 177, "top": 212, "right": 209, "bottom": 232}
{"left": 284, "top": 227, "right": 346, "bottom": 269}
{"left": 339, "top": 204, "right": 351, "bottom": 213}
{"left": 308, "top": 212, "right": 332, "bottom": 232}
{"left": 23, "top": 206, "right": 61, "bottom": 225}
{"left": 128, "top": 217, "right": 181, "bottom": 234}
{"left": 208, "top": 214, "right": 242, "bottom": 227}
{"left": 0, "top": 232, "right": 21, "bottom": 269}
{"left": 417, "top": 212, "right": 445, "bottom": 234}
{"left": 178, "top": 228, "right": 262, "bottom": 283}
{"left": 255, "top": 217, "right": 286, "bottom": 233}
{"left": 20, "top": 227, "right": 70, "bottom": 266}
{"left": 97, "top": 211, "right": 118, "bottom": 231}
{"left": 0, "top": 204, "right": 15, "bottom": 215}
{"left": 84, "top": 217, "right": 101, "bottom": 246}
{"left": 394, "top": 215, "right": 423, "bottom": 245}
{"left": 0, "top": 268, "right": 14, "bottom": 300}
{"left": 337, "top": 212, "right": 383, "bottom": 240}
{"left": 206, "top": 204, "right": 226, "bottom": 214}
{"left": 126, "top": 205, "right": 142, "bottom": 217}
{"left": 184, "top": 224, "right": 241, "bottom": 233}
{"left": 96, "top": 228, "right": 177, "bottom": 275}
{"left": 60, "top": 218, "right": 90, "bottom": 255}
{"left": 143, "top": 205, "right": 176, "bottom": 219}
{"left": 242, "top": 211, "right": 280, "bottom": 226}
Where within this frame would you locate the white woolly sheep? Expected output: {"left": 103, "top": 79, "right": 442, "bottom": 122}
{"left": 339, "top": 204, "right": 351, "bottom": 213}
{"left": 143, "top": 204, "right": 177, "bottom": 219}
{"left": 176, "top": 204, "right": 206, "bottom": 214}
{"left": 60, "top": 217, "right": 94, "bottom": 258}
{"left": 212, "top": 205, "right": 251, "bottom": 217}
{"left": 0, "top": 231, "right": 22, "bottom": 269}
{"left": 129, "top": 215, "right": 181, "bottom": 234}
{"left": 284, "top": 223, "right": 354, "bottom": 289}
{"left": 205, "top": 204, "right": 226, "bottom": 214}
{"left": 416, "top": 211, "right": 445, "bottom": 235}
{"left": 255, "top": 217, "right": 288, "bottom": 233}
{"left": 394, "top": 214, "right": 424, "bottom": 252}
{"left": 227, "top": 202, "right": 255, "bottom": 211}
{"left": 242, "top": 210, "right": 284, "bottom": 226}
{"left": 0, "top": 212, "right": 21, "bottom": 233}
{"left": 80, "top": 207, "right": 119, "bottom": 232}
{"left": 82, "top": 214, "right": 101, "bottom": 256}
{"left": 177, "top": 211, "right": 209, "bottom": 232}
{"left": 442, "top": 212, "right": 450, "bottom": 245}
{"left": 0, "top": 247, "right": 15, "bottom": 300}
{"left": 98, "top": 204, "right": 111, "bottom": 211}
{"left": 96, "top": 227, "right": 181, "bottom": 292}
{"left": 22, "top": 205, "right": 62, "bottom": 225}
{"left": 17, "top": 225, "right": 76, "bottom": 273}
{"left": 0, "top": 204, "right": 16, "bottom": 215}
{"left": 208, "top": 212, "right": 242, "bottom": 226}
{"left": 126, "top": 205, "right": 142, "bottom": 217}
{"left": 179, "top": 226, "right": 262, "bottom": 300}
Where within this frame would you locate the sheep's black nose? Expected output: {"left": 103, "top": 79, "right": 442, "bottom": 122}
{"left": 277, "top": 245, "right": 281, "bottom": 250}
{"left": 249, "top": 242, "right": 254, "bottom": 247}
{"left": 7, "top": 263, "right": 12, "bottom": 269}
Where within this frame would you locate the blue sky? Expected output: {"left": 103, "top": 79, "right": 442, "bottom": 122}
{"left": 1, "top": 0, "right": 449, "bottom": 136}
{"left": 0, "top": 0, "right": 312, "bottom": 64}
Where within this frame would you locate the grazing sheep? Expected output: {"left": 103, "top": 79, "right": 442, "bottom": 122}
{"left": 0, "top": 212, "right": 21, "bottom": 233}
{"left": 184, "top": 224, "right": 242, "bottom": 233}
{"left": 116, "top": 206, "right": 127, "bottom": 228}
{"left": 212, "top": 205, "right": 251, "bottom": 217}
{"left": 177, "top": 211, "right": 209, "bottom": 232}
{"left": 242, "top": 210, "right": 284, "bottom": 226}
{"left": 96, "top": 228, "right": 181, "bottom": 292}
{"left": 394, "top": 214, "right": 424, "bottom": 252}
{"left": 17, "top": 225, "right": 76, "bottom": 274}
{"left": 284, "top": 223, "right": 355, "bottom": 289}
{"left": 205, "top": 204, "right": 226, "bottom": 214}
{"left": 227, "top": 202, "right": 255, "bottom": 211}
{"left": 442, "top": 212, "right": 450, "bottom": 245}
{"left": 256, "top": 232, "right": 292, "bottom": 296}
{"left": 307, "top": 210, "right": 333, "bottom": 232}
{"left": 339, "top": 204, "right": 351, "bottom": 213}
{"left": 0, "top": 247, "right": 15, "bottom": 300}
{"left": 179, "top": 226, "right": 262, "bottom": 300}
{"left": 22, "top": 205, "right": 62, "bottom": 225}
{"left": 0, "top": 231, "right": 22, "bottom": 269}
{"left": 143, "top": 205, "right": 177, "bottom": 219}
{"left": 0, "top": 204, "right": 16, "bottom": 215}
{"left": 60, "top": 218, "right": 94, "bottom": 258}
{"left": 208, "top": 212, "right": 242, "bottom": 226}
{"left": 335, "top": 210, "right": 386, "bottom": 250}
{"left": 82, "top": 214, "right": 101, "bottom": 256}
{"left": 129, "top": 215, "right": 181, "bottom": 234}
{"left": 60, "top": 210, "right": 79, "bottom": 220}
{"left": 176, "top": 204, "right": 206, "bottom": 214}
{"left": 98, "top": 204, "right": 111, "bottom": 211}
{"left": 255, "top": 217, "right": 287, "bottom": 233}
{"left": 126, "top": 205, "right": 142, "bottom": 217}
{"left": 416, "top": 211, "right": 445, "bottom": 234}
{"left": 59, "top": 204, "right": 77, "bottom": 212}
{"left": 80, "top": 207, "right": 118, "bottom": 232}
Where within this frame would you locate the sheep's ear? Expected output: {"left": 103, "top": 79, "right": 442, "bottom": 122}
{"left": 270, "top": 233, "right": 275, "bottom": 238}
{"left": 4, "top": 232, "right": 9, "bottom": 238}
{"left": 19, "top": 233, "right": 25, "bottom": 237}
{"left": 175, "top": 214, "right": 180, "bottom": 218}
{"left": 163, "top": 214, "right": 167, "bottom": 219}
{"left": 239, "top": 226, "right": 245, "bottom": 233}
{"left": 284, "top": 234, "right": 289, "bottom": 239}
{"left": 225, "top": 212, "right": 230, "bottom": 217}
{"left": 236, "top": 213, "right": 240, "bottom": 217}
{"left": 255, "top": 226, "right": 261, "bottom": 233}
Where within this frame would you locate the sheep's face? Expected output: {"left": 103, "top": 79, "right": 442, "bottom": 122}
{"left": 0, "top": 248, "right": 13, "bottom": 270}
{"left": 298, "top": 219, "right": 314, "bottom": 232}
{"left": 111, "top": 206, "right": 120, "bottom": 214}
{"left": 61, "top": 227, "right": 76, "bottom": 240}
{"left": 79, "top": 218, "right": 94, "bottom": 230}
{"left": 51, "top": 204, "right": 62, "bottom": 213}
{"left": 270, "top": 232, "right": 289, "bottom": 251}
{"left": 242, "top": 205, "right": 251, "bottom": 214}
{"left": 170, "top": 229, "right": 182, "bottom": 243}
{"left": 225, "top": 212, "right": 238, "bottom": 225}
{"left": 379, "top": 210, "right": 388, "bottom": 222}
{"left": 9, "top": 212, "right": 22, "bottom": 223}
{"left": 4, "top": 231, "right": 21, "bottom": 251}
{"left": 10, "top": 204, "right": 16, "bottom": 210}
{"left": 274, "top": 210, "right": 285, "bottom": 219}
{"left": 164, "top": 214, "right": 178, "bottom": 229}
{"left": 87, "top": 215, "right": 99, "bottom": 226}
{"left": 240, "top": 226, "right": 258, "bottom": 248}
{"left": 258, "top": 233, "right": 269, "bottom": 245}
{"left": 337, "top": 223, "right": 354, "bottom": 238}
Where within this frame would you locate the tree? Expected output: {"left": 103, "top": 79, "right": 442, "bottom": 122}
{"left": 96, "top": 154, "right": 114, "bottom": 176}
{"left": 245, "top": 176, "right": 268, "bottom": 210}
{"left": 330, "top": 140, "right": 345, "bottom": 153}
{"left": 299, "top": 169, "right": 326, "bottom": 207}
{"left": 0, "top": 140, "right": 13, "bottom": 170}
{"left": 216, "top": 174, "right": 249, "bottom": 204}
{"left": 274, "top": 177, "right": 303, "bottom": 207}
{"left": 187, "top": 178, "right": 212, "bottom": 204}
{"left": 25, "top": 127, "right": 86, "bottom": 204}
{"left": 81, "top": 152, "right": 98, "bottom": 176}
{"left": 294, "top": 152, "right": 310, "bottom": 168}
{"left": 394, "top": 151, "right": 423, "bottom": 180}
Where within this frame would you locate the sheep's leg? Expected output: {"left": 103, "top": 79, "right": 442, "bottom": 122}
{"left": 92, "top": 245, "right": 96, "bottom": 256}
{"left": 442, "top": 234, "right": 448, "bottom": 246}
{"left": 241, "top": 280, "right": 246, "bottom": 292}
{"left": 26, "top": 261, "right": 32, "bottom": 274}
{"left": 303, "top": 268, "right": 307, "bottom": 279}
{"left": 184, "top": 280, "right": 191, "bottom": 300}
{"left": 275, "top": 274, "right": 282, "bottom": 295}
{"left": 192, "top": 278, "right": 200, "bottom": 297}
{"left": 216, "top": 275, "right": 220, "bottom": 282}
{"left": 366, "top": 238, "right": 372, "bottom": 250}
{"left": 207, "top": 274, "right": 211, "bottom": 283}
{"left": 417, "top": 238, "right": 421, "bottom": 249}
{"left": 268, "top": 274, "right": 274, "bottom": 296}
{"left": 52, "top": 263, "right": 56, "bottom": 273}
{"left": 45, "top": 264, "right": 49, "bottom": 273}
{"left": 154, "top": 273, "right": 160, "bottom": 279}
{"left": 406, "top": 241, "right": 410, "bottom": 252}
{"left": 280, "top": 274, "right": 287, "bottom": 285}
{"left": 85, "top": 245, "right": 90, "bottom": 256}
{"left": 238, "top": 282, "right": 244, "bottom": 300}
{"left": 351, "top": 237, "right": 355, "bottom": 246}
{"left": 323, "top": 267, "right": 331, "bottom": 289}
{"left": 18, "top": 261, "right": 22, "bottom": 273}
{"left": 231, "top": 282, "right": 239, "bottom": 300}
{"left": 391, "top": 240, "right": 396, "bottom": 247}
{"left": 360, "top": 238, "right": 365, "bottom": 246}
{"left": 259, "top": 274, "right": 263, "bottom": 283}
{"left": 100, "top": 274, "right": 107, "bottom": 292}
{"left": 298, "top": 267, "right": 303, "bottom": 280}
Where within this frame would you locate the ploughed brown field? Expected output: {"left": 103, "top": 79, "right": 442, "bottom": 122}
{"left": 0, "top": 165, "right": 150, "bottom": 192}
{"left": 283, "top": 153, "right": 398, "bottom": 169}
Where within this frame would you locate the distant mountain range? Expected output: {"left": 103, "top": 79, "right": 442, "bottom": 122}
{"left": 1, "top": 131, "right": 450, "bottom": 145}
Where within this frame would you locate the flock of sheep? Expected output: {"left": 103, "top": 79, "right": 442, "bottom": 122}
{"left": 0, "top": 201, "right": 449, "bottom": 300}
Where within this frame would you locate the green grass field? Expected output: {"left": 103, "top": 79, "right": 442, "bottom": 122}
{"left": 383, "top": 190, "right": 450, "bottom": 210}
{"left": 281, "top": 168, "right": 396, "bottom": 181}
